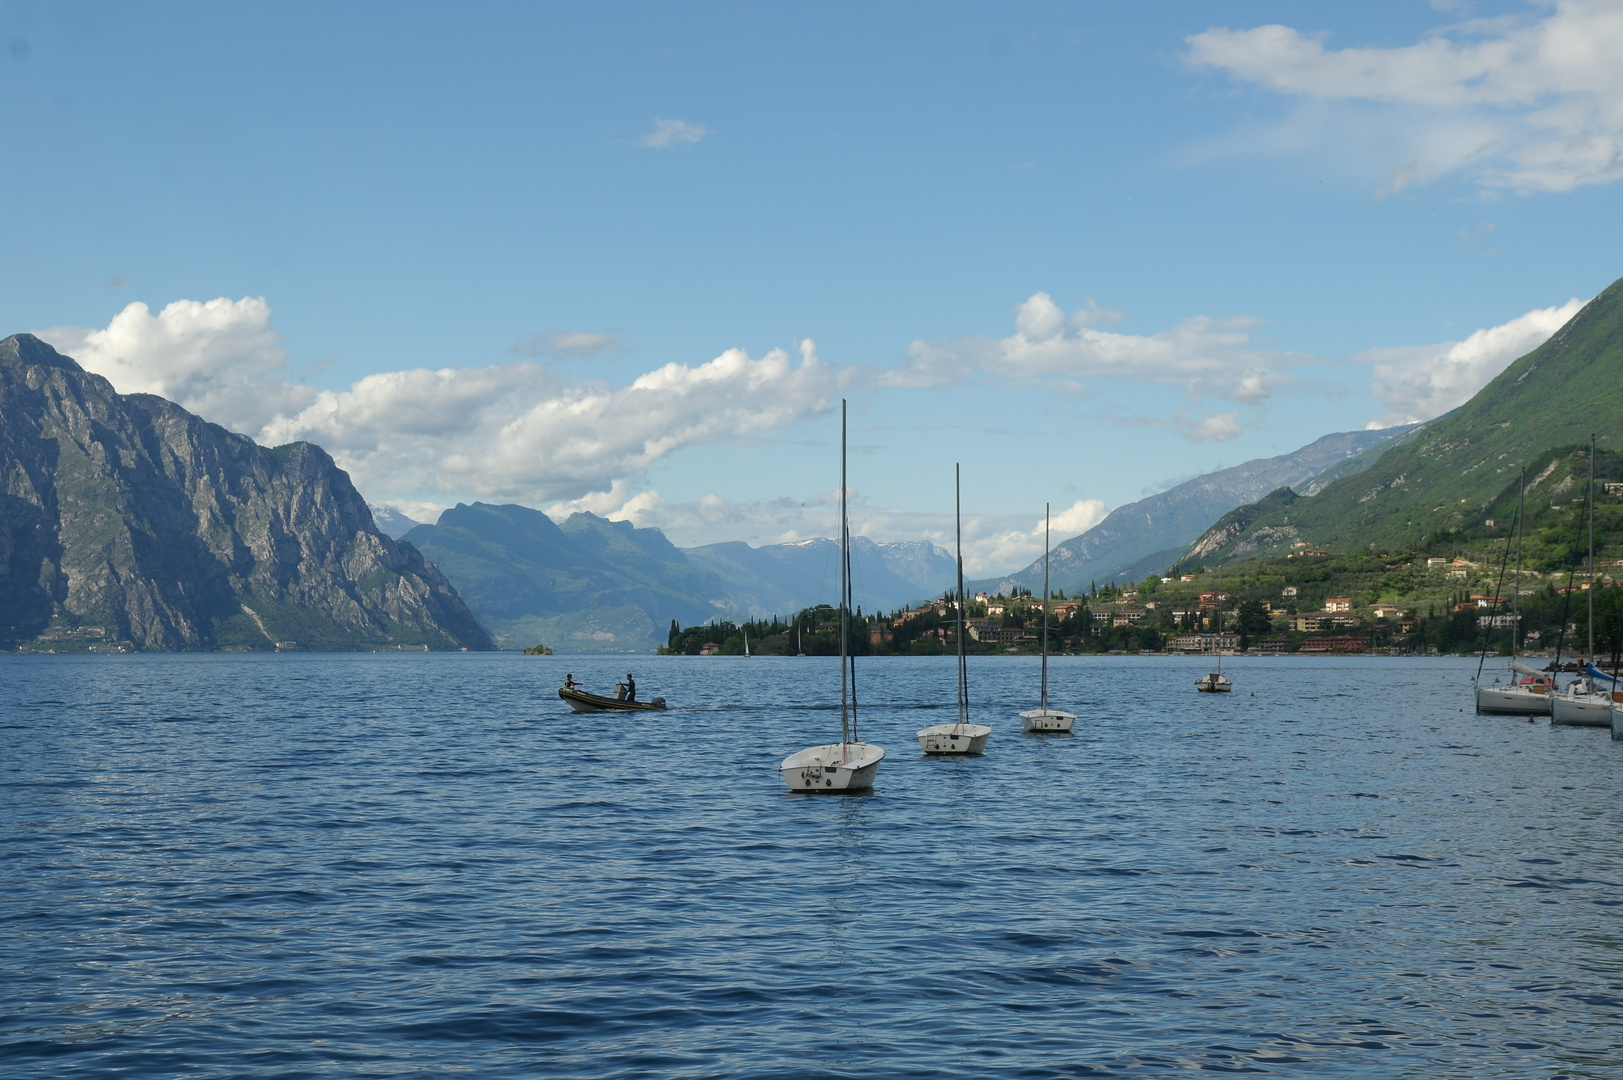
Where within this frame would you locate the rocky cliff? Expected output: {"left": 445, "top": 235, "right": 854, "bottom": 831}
{"left": 0, "top": 333, "right": 493, "bottom": 651}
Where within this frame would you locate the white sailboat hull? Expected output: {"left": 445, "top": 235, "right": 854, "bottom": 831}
{"left": 1019, "top": 708, "right": 1075, "bottom": 733}
{"left": 916, "top": 723, "right": 991, "bottom": 755}
{"left": 780, "top": 742, "right": 885, "bottom": 793}
{"left": 1551, "top": 692, "right": 1611, "bottom": 726}
{"left": 1474, "top": 684, "right": 1552, "bottom": 715}
{"left": 1195, "top": 672, "right": 1232, "bottom": 693}
{"left": 1612, "top": 704, "right": 1623, "bottom": 740}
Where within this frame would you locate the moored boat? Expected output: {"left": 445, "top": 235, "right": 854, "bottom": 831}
{"left": 918, "top": 463, "right": 992, "bottom": 755}
{"left": 1196, "top": 671, "right": 1232, "bottom": 693}
{"left": 1019, "top": 503, "right": 1076, "bottom": 733}
{"left": 781, "top": 400, "right": 885, "bottom": 793}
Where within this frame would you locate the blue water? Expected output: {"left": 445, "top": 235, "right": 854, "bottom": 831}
{"left": 3, "top": 653, "right": 1623, "bottom": 1078}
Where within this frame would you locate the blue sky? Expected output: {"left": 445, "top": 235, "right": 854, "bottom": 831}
{"left": 5, "top": 1, "right": 1622, "bottom": 573}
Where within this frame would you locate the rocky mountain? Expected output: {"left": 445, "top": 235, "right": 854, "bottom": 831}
{"left": 0, "top": 334, "right": 493, "bottom": 652}
{"left": 368, "top": 504, "right": 423, "bottom": 539}
{"left": 1184, "top": 275, "right": 1623, "bottom": 565}
{"left": 970, "top": 423, "right": 1421, "bottom": 596}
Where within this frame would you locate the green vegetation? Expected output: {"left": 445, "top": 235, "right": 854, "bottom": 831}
{"left": 1189, "top": 276, "right": 1623, "bottom": 565}
{"left": 523, "top": 643, "right": 553, "bottom": 655}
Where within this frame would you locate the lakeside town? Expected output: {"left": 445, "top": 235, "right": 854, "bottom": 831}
{"left": 664, "top": 541, "right": 1623, "bottom": 659}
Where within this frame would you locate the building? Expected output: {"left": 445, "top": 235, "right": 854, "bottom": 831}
{"left": 1251, "top": 638, "right": 1290, "bottom": 654}
{"left": 1478, "top": 613, "right": 1521, "bottom": 629}
{"left": 1294, "top": 615, "right": 1330, "bottom": 632}
{"left": 1323, "top": 597, "right": 1352, "bottom": 613}
{"left": 1281, "top": 586, "right": 1299, "bottom": 598}
{"left": 1370, "top": 603, "right": 1406, "bottom": 619}
{"left": 1298, "top": 636, "right": 1368, "bottom": 653}
{"left": 1169, "top": 632, "right": 1239, "bottom": 653}
{"left": 1427, "top": 557, "right": 1449, "bottom": 568}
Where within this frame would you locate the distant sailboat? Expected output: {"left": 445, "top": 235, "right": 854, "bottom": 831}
{"left": 744, "top": 628, "right": 751, "bottom": 658}
{"left": 1020, "top": 503, "right": 1075, "bottom": 732}
{"left": 780, "top": 400, "right": 885, "bottom": 792}
{"left": 917, "top": 464, "right": 992, "bottom": 755}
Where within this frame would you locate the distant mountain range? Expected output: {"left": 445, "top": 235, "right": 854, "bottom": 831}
{"left": 1185, "top": 275, "right": 1623, "bottom": 565}
{"left": 401, "top": 503, "right": 958, "bottom": 651}
{"left": 0, "top": 334, "right": 492, "bottom": 651}
{"left": 969, "top": 423, "right": 1421, "bottom": 597}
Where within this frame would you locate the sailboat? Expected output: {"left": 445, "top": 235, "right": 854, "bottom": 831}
{"left": 1475, "top": 469, "right": 1554, "bottom": 716}
{"left": 917, "top": 464, "right": 993, "bottom": 755}
{"left": 780, "top": 400, "right": 886, "bottom": 793}
{"left": 1553, "top": 436, "right": 1610, "bottom": 726}
{"left": 744, "top": 628, "right": 751, "bottom": 659}
{"left": 1020, "top": 503, "right": 1076, "bottom": 732}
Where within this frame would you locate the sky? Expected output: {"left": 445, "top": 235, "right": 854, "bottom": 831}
{"left": 5, "top": 0, "right": 1623, "bottom": 575}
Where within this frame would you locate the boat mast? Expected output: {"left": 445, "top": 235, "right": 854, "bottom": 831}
{"left": 1513, "top": 468, "right": 1525, "bottom": 660}
{"left": 1589, "top": 434, "right": 1596, "bottom": 658}
{"left": 1041, "top": 502, "right": 1050, "bottom": 712}
{"left": 839, "top": 399, "right": 851, "bottom": 749}
{"left": 956, "top": 463, "right": 969, "bottom": 731}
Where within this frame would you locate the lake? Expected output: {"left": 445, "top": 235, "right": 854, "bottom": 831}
{"left": 3, "top": 653, "right": 1621, "bottom": 1077}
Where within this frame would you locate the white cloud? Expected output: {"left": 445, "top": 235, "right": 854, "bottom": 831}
{"left": 1360, "top": 297, "right": 1585, "bottom": 425}
{"left": 42, "top": 299, "right": 842, "bottom": 509}
{"left": 1186, "top": 1, "right": 1623, "bottom": 193}
{"left": 639, "top": 118, "right": 710, "bottom": 149}
{"left": 510, "top": 329, "right": 624, "bottom": 361}
{"left": 38, "top": 298, "right": 316, "bottom": 435}
{"left": 895, "top": 291, "right": 1303, "bottom": 421}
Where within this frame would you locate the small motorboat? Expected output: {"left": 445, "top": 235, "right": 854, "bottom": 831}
{"left": 1196, "top": 671, "right": 1232, "bottom": 693}
{"left": 558, "top": 685, "right": 668, "bottom": 713}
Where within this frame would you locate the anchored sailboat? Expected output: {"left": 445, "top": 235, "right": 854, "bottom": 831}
{"left": 1020, "top": 503, "right": 1075, "bottom": 732}
{"left": 780, "top": 401, "right": 885, "bottom": 793}
{"left": 1475, "top": 469, "right": 1554, "bottom": 716}
{"left": 918, "top": 464, "right": 992, "bottom": 755}
{"left": 1553, "top": 436, "right": 1610, "bottom": 726}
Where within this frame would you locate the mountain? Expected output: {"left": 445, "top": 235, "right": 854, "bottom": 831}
{"left": 0, "top": 334, "right": 493, "bottom": 652}
{"left": 1184, "top": 277, "right": 1623, "bottom": 565}
{"left": 401, "top": 503, "right": 733, "bottom": 652}
{"left": 368, "top": 504, "right": 423, "bottom": 539}
{"left": 970, "top": 423, "right": 1421, "bottom": 596}
{"left": 682, "top": 536, "right": 956, "bottom": 617}
{"left": 399, "top": 504, "right": 958, "bottom": 651}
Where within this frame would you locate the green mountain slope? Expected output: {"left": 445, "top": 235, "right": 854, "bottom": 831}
{"left": 1187, "top": 277, "right": 1623, "bottom": 565}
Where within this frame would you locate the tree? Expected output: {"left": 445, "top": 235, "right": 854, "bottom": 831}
{"left": 1236, "top": 600, "right": 1271, "bottom": 650}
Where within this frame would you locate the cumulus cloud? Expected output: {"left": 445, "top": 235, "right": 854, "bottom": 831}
{"left": 894, "top": 291, "right": 1303, "bottom": 421}
{"left": 1360, "top": 297, "right": 1585, "bottom": 425}
{"left": 1186, "top": 1, "right": 1623, "bottom": 193}
{"left": 41, "top": 299, "right": 842, "bottom": 508}
{"left": 639, "top": 118, "right": 710, "bottom": 149}
{"left": 39, "top": 298, "right": 316, "bottom": 435}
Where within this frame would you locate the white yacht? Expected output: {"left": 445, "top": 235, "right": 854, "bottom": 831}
{"left": 918, "top": 464, "right": 992, "bottom": 755}
{"left": 781, "top": 401, "right": 885, "bottom": 793}
{"left": 1020, "top": 503, "right": 1075, "bottom": 733}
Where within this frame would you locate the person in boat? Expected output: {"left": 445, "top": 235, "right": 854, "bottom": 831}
{"left": 624, "top": 673, "right": 636, "bottom": 702}
{"left": 564, "top": 673, "right": 576, "bottom": 691}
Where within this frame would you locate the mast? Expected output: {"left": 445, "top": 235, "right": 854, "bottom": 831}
{"left": 1041, "top": 502, "right": 1050, "bottom": 711}
{"left": 839, "top": 399, "right": 851, "bottom": 749}
{"left": 1513, "top": 468, "right": 1525, "bottom": 659}
{"left": 1589, "top": 434, "right": 1596, "bottom": 658}
{"left": 956, "top": 463, "right": 968, "bottom": 730}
